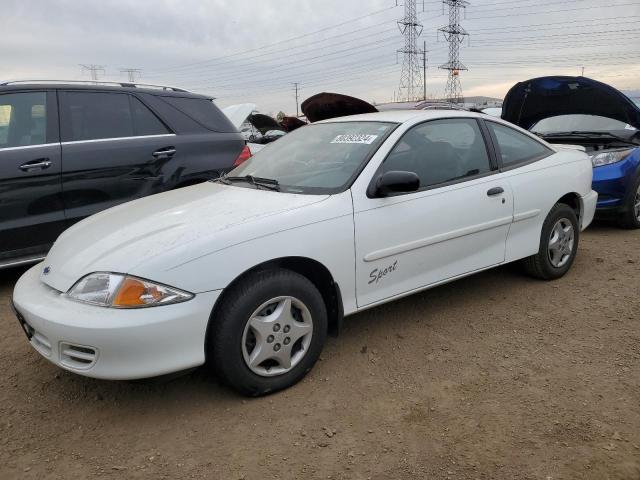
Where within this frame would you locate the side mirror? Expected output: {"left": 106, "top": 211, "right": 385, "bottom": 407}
{"left": 373, "top": 170, "right": 420, "bottom": 197}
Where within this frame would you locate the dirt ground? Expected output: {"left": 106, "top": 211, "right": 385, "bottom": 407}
{"left": 0, "top": 222, "right": 638, "bottom": 480}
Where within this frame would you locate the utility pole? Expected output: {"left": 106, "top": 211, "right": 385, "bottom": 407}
{"left": 120, "top": 68, "right": 142, "bottom": 82}
{"left": 80, "top": 64, "right": 106, "bottom": 81}
{"left": 581, "top": 66, "right": 585, "bottom": 76}
{"left": 423, "top": 40, "right": 427, "bottom": 101}
{"left": 397, "top": 0, "right": 424, "bottom": 102}
{"left": 438, "top": 0, "right": 469, "bottom": 104}
{"left": 293, "top": 82, "right": 300, "bottom": 117}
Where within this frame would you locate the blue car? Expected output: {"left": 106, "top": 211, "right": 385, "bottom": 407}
{"left": 502, "top": 76, "right": 640, "bottom": 228}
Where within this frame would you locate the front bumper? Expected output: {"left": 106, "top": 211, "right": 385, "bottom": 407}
{"left": 592, "top": 153, "right": 639, "bottom": 211}
{"left": 12, "top": 264, "right": 220, "bottom": 380}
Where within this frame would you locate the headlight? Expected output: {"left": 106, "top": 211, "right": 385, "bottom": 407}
{"left": 590, "top": 148, "right": 634, "bottom": 167}
{"left": 66, "top": 272, "right": 194, "bottom": 308}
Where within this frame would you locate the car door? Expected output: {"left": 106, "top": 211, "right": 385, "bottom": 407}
{"left": 352, "top": 117, "right": 514, "bottom": 308}
{"left": 482, "top": 120, "right": 556, "bottom": 262}
{"left": 58, "top": 90, "right": 176, "bottom": 224}
{"left": 0, "top": 90, "right": 64, "bottom": 263}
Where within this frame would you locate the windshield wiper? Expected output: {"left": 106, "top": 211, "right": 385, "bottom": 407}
{"left": 221, "top": 175, "right": 280, "bottom": 191}
{"left": 540, "top": 131, "right": 637, "bottom": 144}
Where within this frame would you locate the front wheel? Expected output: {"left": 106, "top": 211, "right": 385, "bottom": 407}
{"left": 207, "top": 269, "right": 327, "bottom": 396}
{"left": 522, "top": 203, "right": 579, "bottom": 280}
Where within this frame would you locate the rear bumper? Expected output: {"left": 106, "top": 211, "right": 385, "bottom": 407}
{"left": 12, "top": 264, "right": 220, "bottom": 380}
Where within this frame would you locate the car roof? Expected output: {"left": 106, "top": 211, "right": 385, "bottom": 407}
{"left": 0, "top": 81, "right": 212, "bottom": 100}
{"left": 318, "top": 109, "right": 484, "bottom": 124}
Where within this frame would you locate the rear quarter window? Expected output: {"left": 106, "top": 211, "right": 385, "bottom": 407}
{"left": 160, "top": 96, "right": 236, "bottom": 132}
{"left": 487, "top": 121, "right": 552, "bottom": 168}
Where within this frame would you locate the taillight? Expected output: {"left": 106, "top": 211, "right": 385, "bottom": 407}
{"left": 234, "top": 145, "right": 252, "bottom": 166}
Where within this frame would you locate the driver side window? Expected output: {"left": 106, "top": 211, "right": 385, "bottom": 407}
{"left": 382, "top": 118, "right": 492, "bottom": 190}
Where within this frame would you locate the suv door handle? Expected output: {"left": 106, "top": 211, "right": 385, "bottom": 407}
{"left": 487, "top": 187, "right": 504, "bottom": 196}
{"left": 19, "top": 158, "right": 52, "bottom": 172}
{"left": 152, "top": 147, "right": 176, "bottom": 159}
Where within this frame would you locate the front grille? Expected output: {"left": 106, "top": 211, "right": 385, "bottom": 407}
{"left": 60, "top": 343, "right": 97, "bottom": 370}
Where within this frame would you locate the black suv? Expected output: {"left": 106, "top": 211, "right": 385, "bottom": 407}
{"left": 0, "top": 81, "right": 247, "bottom": 269}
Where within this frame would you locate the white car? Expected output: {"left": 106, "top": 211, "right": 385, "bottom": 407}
{"left": 12, "top": 110, "right": 597, "bottom": 396}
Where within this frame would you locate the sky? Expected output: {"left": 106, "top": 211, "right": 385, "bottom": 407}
{"left": 2, "top": 0, "right": 639, "bottom": 115}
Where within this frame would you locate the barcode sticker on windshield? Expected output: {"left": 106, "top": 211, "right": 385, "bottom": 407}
{"left": 331, "top": 134, "right": 378, "bottom": 144}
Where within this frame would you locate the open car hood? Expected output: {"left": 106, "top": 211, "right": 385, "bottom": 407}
{"left": 222, "top": 103, "right": 256, "bottom": 130}
{"left": 280, "top": 116, "right": 307, "bottom": 132}
{"left": 502, "top": 76, "right": 640, "bottom": 131}
{"left": 301, "top": 92, "right": 378, "bottom": 123}
{"left": 248, "top": 113, "right": 282, "bottom": 134}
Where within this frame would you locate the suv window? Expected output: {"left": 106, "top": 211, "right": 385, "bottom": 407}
{"left": 61, "top": 92, "right": 169, "bottom": 142}
{"left": 161, "top": 96, "right": 230, "bottom": 131}
{"left": 131, "top": 97, "right": 170, "bottom": 136}
{"left": 382, "top": 118, "right": 491, "bottom": 189}
{"left": 487, "top": 121, "right": 550, "bottom": 167}
{"left": 0, "top": 92, "right": 47, "bottom": 148}
{"left": 62, "top": 92, "right": 133, "bottom": 141}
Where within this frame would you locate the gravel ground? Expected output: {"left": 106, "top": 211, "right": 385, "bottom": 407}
{"left": 0, "top": 222, "right": 638, "bottom": 480}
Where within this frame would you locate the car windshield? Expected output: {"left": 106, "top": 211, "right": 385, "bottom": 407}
{"left": 229, "top": 121, "right": 396, "bottom": 194}
{"left": 532, "top": 114, "right": 636, "bottom": 134}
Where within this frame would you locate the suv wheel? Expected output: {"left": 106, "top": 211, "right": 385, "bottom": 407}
{"left": 207, "top": 269, "right": 327, "bottom": 396}
{"left": 522, "top": 203, "right": 579, "bottom": 280}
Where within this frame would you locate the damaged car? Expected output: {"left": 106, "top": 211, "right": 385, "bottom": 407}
{"left": 503, "top": 76, "right": 640, "bottom": 228}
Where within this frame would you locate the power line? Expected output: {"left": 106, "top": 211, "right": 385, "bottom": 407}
{"left": 146, "top": 5, "right": 403, "bottom": 75}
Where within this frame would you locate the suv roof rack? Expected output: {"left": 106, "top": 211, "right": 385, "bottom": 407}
{"left": 0, "top": 79, "right": 188, "bottom": 92}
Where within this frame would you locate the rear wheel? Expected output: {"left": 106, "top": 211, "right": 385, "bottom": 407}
{"left": 207, "top": 269, "right": 327, "bottom": 396}
{"left": 522, "top": 203, "right": 579, "bottom": 280}
{"left": 618, "top": 175, "right": 640, "bottom": 229}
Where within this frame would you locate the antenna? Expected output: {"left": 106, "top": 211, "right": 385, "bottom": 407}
{"left": 396, "top": 0, "right": 424, "bottom": 102}
{"left": 438, "top": 0, "right": 469, "bottom": 104}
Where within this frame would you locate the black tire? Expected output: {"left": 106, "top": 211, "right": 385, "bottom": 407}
{"left": 617, "top": 174, "right": 640, "bottom": 229}
{"left": 207, "top": 268, "right": 327, "bottom": 396}
{"left": 522, "top": 203, "right": 580, "bottom": 280}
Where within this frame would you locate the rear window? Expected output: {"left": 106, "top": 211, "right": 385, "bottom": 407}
{"left": 161, "top": 96, "right": 233, "bottom": 131}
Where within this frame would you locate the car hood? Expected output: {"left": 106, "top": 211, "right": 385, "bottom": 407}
{"left": 248, "top": 113, "right": 282, "bottom": 134}
{"left": 502, "top": 76, "right": 640, "bottom": 131}
{"left": 40, "top": 183, "right": 329, "bottom": 293}
{"left": 301, "top": 92, "right": 378, "bottom": 122}
{"left": 222, "top": 103, "right": 257, "bottom": 130}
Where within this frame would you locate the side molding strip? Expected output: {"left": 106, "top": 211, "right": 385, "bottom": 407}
{"left": 363, "top": 216, "right": 513, "bottom": 263}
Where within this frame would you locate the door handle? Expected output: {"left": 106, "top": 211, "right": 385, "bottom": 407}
{"left": 487, "top": 187, "right": 504, "bottom": 196}
{"left": 19, "top": 158, "right": 52, "bottom": 172}
{"left": 152, "top": 147, "right": 176, "bottom": 159}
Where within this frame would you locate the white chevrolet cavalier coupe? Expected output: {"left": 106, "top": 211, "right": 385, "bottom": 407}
{"left": 13, "top": 110, "right": 597, "bottom": 395}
